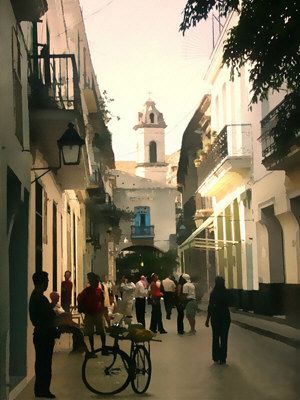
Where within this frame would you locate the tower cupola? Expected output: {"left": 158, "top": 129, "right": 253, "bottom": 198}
{"left": 133, "top": 97, "right": 168, "bottom": 184}
{"left": 134, "top": 99, "right": 167, "bottom": 130}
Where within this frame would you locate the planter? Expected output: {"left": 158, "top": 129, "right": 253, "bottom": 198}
{"left": 204, "top": 143, "right": 212, "bottom": 152}
{"left": 194, "top": 159, "right": 201, "bottom": 167}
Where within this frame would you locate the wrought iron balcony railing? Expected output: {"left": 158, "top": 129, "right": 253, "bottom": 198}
{"left": 260, "top": 94, "right": 300, "bottom": 168}
{"left": 131, "top": 225, "right": 154, "bottom": 238}
{"left": 30, "top": 52, "right": 81, "bottom": 111}
{"left": 197, "top": 124, "right": 252, "bottom": 188}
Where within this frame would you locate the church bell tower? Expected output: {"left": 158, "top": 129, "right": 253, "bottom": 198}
{"left": 133, "top": 98, "right": 168, "bottom": 184}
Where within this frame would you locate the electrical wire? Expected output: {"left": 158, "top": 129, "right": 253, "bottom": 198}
{"left": 53, "top": 0, "right": 115, "bottom": 38}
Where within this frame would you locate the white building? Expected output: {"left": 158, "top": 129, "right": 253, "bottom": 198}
{"left": 113, "top": 170, "right": 178, "bottom": 252}
{"left": 178, "top": 11, "right": 300, "bottom": 323}
{"left": 114, "top": 99, "right": 178, "bottom": 254}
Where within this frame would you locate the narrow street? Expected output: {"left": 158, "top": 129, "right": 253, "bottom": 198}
{"left": 16, "top": 310, "right": 300, "bottom": 400}
{"left": 1, "top": 1, "right": 300, "bottom": 399}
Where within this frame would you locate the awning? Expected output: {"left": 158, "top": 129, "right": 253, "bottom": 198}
{"left": 178, "top": 216, "right": 240, "bottom": 251}
{"left": 179, "top": 216, "right": 214, "bottom": 251}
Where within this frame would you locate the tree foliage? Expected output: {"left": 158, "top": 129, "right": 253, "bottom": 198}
{"left": 180, "top": 0, "right": 300, "bottom": 139}
{"left": 116, "top": 249, "right": 178, "bottom": 282}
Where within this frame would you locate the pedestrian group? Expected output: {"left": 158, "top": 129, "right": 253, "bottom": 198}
{"left": 29, "top": 270, "right": 231, "bottom": 399}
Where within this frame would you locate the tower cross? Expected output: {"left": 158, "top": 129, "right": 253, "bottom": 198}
{"left": 148, "top": 91, "right": 152, "bottom": 100}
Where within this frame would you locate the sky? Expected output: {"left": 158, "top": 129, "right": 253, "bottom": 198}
{"left": 79, "top": 0, "right": 212, "bottom": 160}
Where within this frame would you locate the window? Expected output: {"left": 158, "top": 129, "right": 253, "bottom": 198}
{"left": 12, "top": 28, "right": 21, "bottom": 79}
{"left": 53, "top": 203, "right": 57, "bottom": 291}
{"left": 83, "top": 47, "right": 87, "bottom": 86}
{"left": 12, "top": 27, "right": 23, "bottom": 146}
{"left": 73, "top": 213, "right": 77, "bottom": 305}
{"left": 149, "top": 113, "right": 155, "bottom": 123}
{"left": 134, "top": 206, "right": 151, "bottom": 227}
{"left": 222, "top": 82, "right": 227, "bottom": 127}
{"left": 149, "top": 141, "right": 157, "bottom": 163}
{"left": 35, "top": 182, "right": 43, "bottom": 272}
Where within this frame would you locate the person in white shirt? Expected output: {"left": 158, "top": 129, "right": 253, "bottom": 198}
{"left": 162, "top": 275, "right": 176, "bottom": 319}
{"left": 182, "top": 274, "right": 197, "bottom": 335}
{"left": 120, "top": 277, "right": 136, "bottom": 317}
{"left": 135, "top": 275, "right": 148, "bottom": 327}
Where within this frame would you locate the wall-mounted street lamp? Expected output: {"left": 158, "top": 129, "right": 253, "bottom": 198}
{"left": 31, "top": 123, "right": 85, "bottom": 184}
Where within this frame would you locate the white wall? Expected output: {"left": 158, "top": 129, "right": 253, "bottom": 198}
{"left": 136, "top": 127, "right": 166, "bottom": 164}
{"left": 114, "top": 187, "right": 177, "bottom": 252}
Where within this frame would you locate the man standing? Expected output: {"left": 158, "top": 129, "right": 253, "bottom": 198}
{"left": 29, "top": 271, "right": 58, "bottom": 399}
{"left": 135, "top": 275, "right": 148, "bottom": 327}
{"left": 162, "top": 275, "right": 176, "bottom": 319}
{"left": 77, "top": 272, "right": 107, "bottom": 355}
{"left": 61, "top": 270, "right": 72, "bottom": 312}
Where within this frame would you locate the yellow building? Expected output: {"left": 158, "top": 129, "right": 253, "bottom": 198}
{"left": 0, "top": 1, "right": 116, "bottom": 398}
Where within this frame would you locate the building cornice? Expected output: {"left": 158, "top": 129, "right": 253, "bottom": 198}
{"left": 135, "top": 162, "right": 168, "bottom": 168}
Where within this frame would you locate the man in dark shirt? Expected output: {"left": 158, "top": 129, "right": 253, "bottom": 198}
{"left": 61, "top": 270, "right": 73, "bottom": 312}
{"left": 29, "top": 271, "right": 58, "bottom": 399}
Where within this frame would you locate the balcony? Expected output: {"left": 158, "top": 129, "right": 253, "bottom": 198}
{"left": 194, "top": 194, "right": 213, "bottom": 227}
{"left": 11, "top": 0, "right": 48, "bottom": 22}
{"left": 29, "top": 53, "right": 81, "bottom": 112}
{"left": 131, "top": 225, "right": 155, "bottom": 239}
{"left": 88, "top": 165, "right": 104, "bottom": 189}
{"left": 196, "top": 124, "right": 252, "bottom": 198}
{"left": 260, "top": 95, "right": 300, "bottom": 171}
{"left": 29, "top": 52, "right": 87, "bottom": 189}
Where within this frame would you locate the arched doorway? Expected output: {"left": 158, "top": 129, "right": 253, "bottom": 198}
{"left": 116, "top": 245, "right": 177, "bottom": 282}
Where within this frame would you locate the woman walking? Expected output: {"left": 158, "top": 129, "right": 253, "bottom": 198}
{"left": 149, "top": 273, "right": 167, "bottom": 334}
{"left": 175, "top": 274, "right": 187, "bottom": 335}
{"left": 205, "top": 276, "right": 231, "bottom": 364}
{"left": 182, "top": 274, "right": 197, "bottom": 335}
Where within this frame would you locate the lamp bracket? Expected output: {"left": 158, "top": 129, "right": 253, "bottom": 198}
{"left": 31, "top": 150, "right": 62, "bottom": 184}
{"left": 31, "top": 166, "right": 60, "bottom": 184}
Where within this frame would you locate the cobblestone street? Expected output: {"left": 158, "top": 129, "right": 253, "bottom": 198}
{"left": 16, "top": 312, "right": 300, "bottom": 400}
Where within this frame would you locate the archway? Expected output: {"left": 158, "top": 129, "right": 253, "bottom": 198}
{"left": 116, "top": 245, "right": 177, "bottom": 282}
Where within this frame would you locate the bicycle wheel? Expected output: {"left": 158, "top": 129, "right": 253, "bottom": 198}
{"left": 131, "top": 345, "right": 152, "bottom": 394}
{"left": 82, "top": 347, "right": 132, "bottom": 395}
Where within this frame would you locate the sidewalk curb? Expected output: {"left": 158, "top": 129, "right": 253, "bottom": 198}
{"left": 232, "top": 320, "right": 300, "bottom": 349}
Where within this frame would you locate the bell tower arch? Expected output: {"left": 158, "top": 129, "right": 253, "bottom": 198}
{"left": 133, "top": 98, "right": 168, "bottom": 184}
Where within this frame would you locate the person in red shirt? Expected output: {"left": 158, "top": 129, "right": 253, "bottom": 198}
{"left": 61, "top": 270, "right": 73, "bottom": 313}
{"left": 77, "top": 272, "right": 107, "bottom": 355}
{"left": 149, "top": 273, "right": 167, "bottom": 334}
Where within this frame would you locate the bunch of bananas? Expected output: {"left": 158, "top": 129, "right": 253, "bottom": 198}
{"left": 126, "top": 325, "right": 156, "bottom": 343}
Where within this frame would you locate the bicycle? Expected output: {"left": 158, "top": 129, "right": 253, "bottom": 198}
{"left": 81, "top": 317, "right": 161, "bottom": 395}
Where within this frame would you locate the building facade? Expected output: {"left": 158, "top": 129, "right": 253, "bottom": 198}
{"left": 178, "top": 11, "right": 300, "bottom": 324}
{"left": 0, "top": 1, "right": 116, "bottom": 399}
{"left": 115, "top": 98, "right": 178, "bottom": 255}
{"left": 113, "top": 170, "right": 178, "bottom": 253}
